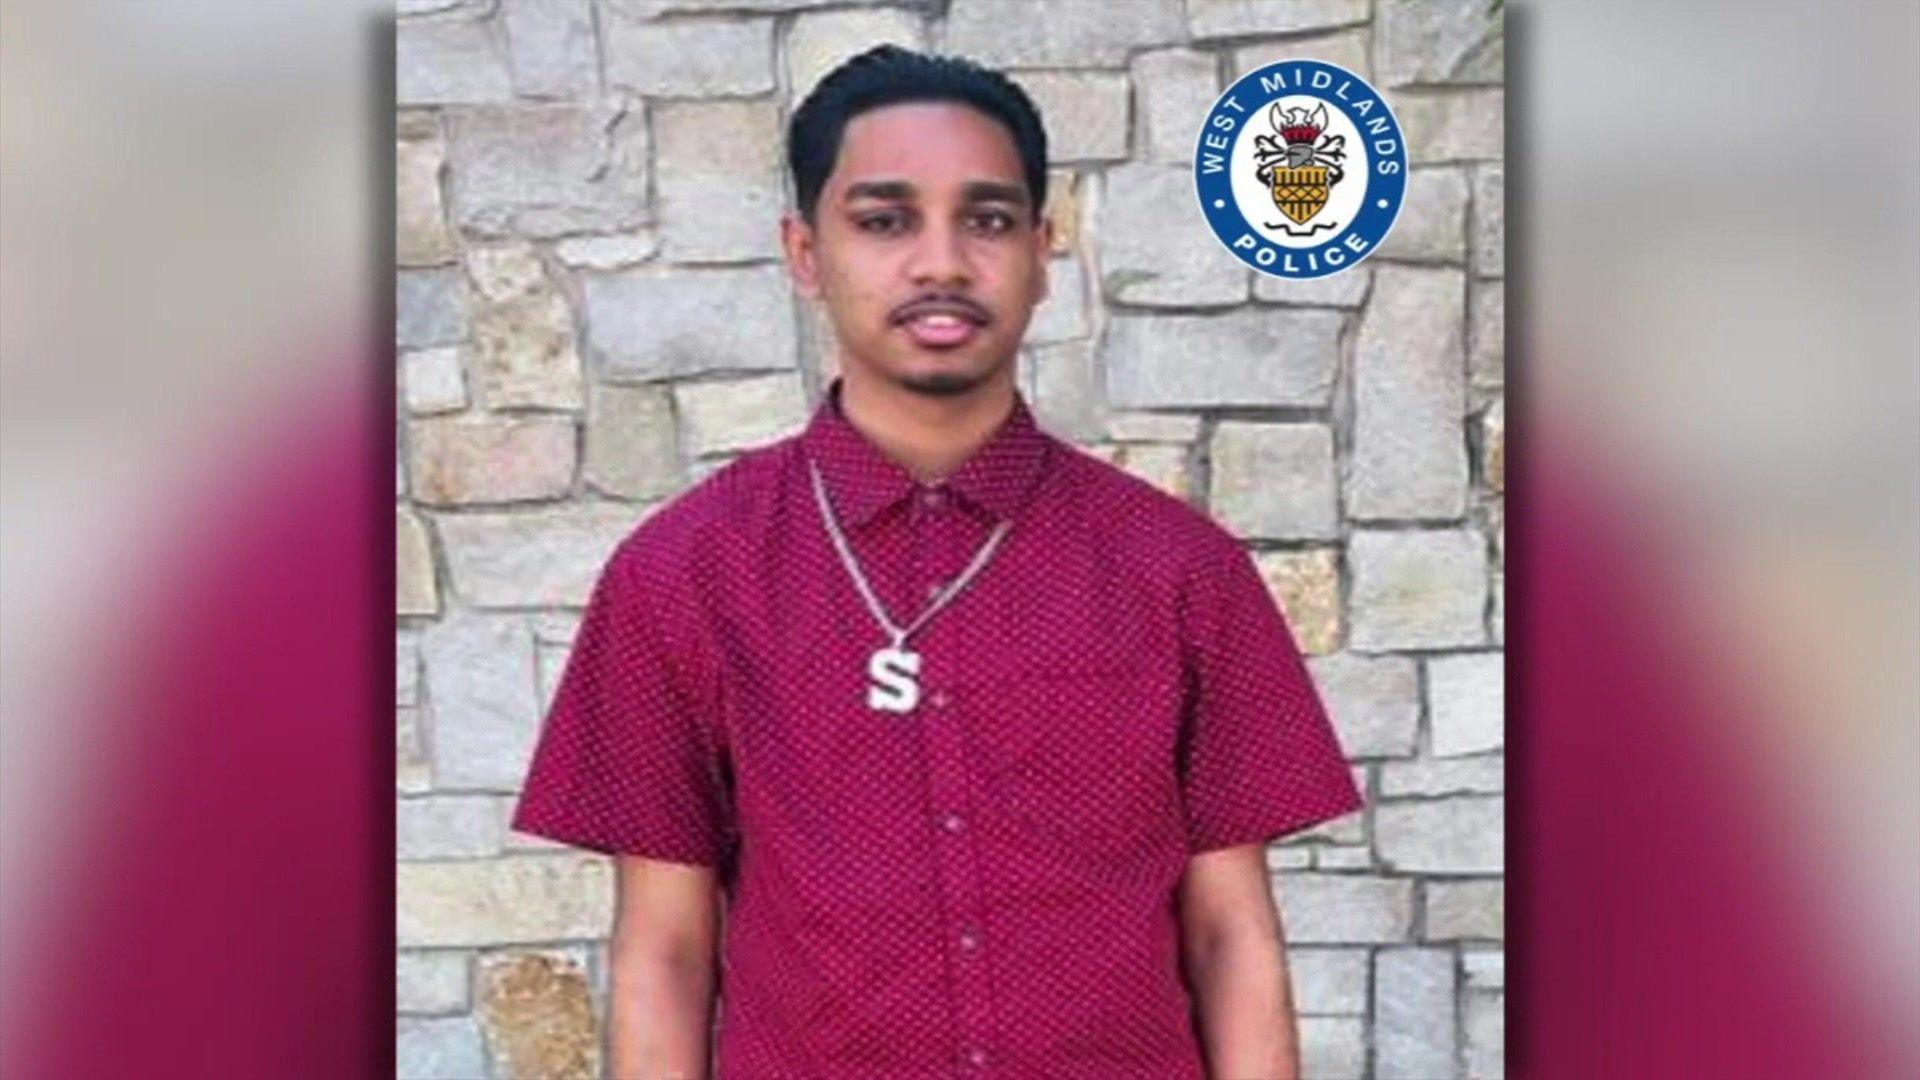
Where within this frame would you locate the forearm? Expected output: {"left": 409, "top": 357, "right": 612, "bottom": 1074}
{"left": 1183, "top": 930, "right": 1302, "bottom": 1080}
{"left": 606, "top": 953, "right": 718, "bottom": 1080}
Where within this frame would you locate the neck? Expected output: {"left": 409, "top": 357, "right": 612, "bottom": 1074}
{"left": 835, "top": 365, "right": 1016, "bottom": 483}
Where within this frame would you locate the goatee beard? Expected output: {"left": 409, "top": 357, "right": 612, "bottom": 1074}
{"left": 898, "top": 369, "right": 988, "bottom": 398}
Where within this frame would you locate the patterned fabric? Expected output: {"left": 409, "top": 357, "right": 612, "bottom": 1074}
{"left": 510, "top": 376, "right": 1364, "bottom": 1078}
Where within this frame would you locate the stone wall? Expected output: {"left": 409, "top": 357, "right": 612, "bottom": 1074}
{"left": 395, "top": 2, "right": 1504, "bottom": 1077}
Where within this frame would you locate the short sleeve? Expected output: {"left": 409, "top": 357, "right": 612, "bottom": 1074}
{"left": 507, "top": 536, "right": 735, "bottom": 867}
{"left": 1176, "top": 542, "right": 1364, "bottom": 854}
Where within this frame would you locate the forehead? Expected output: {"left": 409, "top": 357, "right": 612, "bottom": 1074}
{"left": 828, "top": 100, "right": 1027, "bottom": 196}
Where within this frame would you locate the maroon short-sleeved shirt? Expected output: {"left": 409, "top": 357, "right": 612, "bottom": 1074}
{"left": 510, "top": 376, "right": 1364, "bottom": 1078}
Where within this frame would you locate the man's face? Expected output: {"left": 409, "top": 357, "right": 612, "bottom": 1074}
{"left": 783, "top": 101, "right": 1052, "bottom": 398}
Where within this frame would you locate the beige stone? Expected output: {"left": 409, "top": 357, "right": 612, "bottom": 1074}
{"left": 397, "top": 132, "right": 456, "bottom": 266}
{"left": 478, "top": 950, "right": 600, "bottom": 1080}
{"left": 674, "top": 374, "right": 809, "bottom": 458}
{"left": 1232, "top": 29, "right": 1371, "bottom": 82}
{"left": 397, "top": 705, "right": 432, "bottom": 794}
{"left": 584, "top": 381, "right": 680, "bottom": 500}
{"left": 1015, "top": 71, "right": 1130, "bottom": 162}
{"left": 786, "top": 7, "right": 925, "bottom": 108}
{"left": 408, "top": 414, "right": 575, "bottom": 506}
{"left": 398, "top": 854, "right": 613, "bottom": 947}
{"left": 1044, "top": 168, "right": 1080, "bottom": 254}
{"left": 654, "top": 100, "right": 785, "bottom": 262}
{"left": 1086, "top": 442, "right": 1189, "bottom": 501}
{"left": 398, "top": 507, "right": 439, "bottom": 615}
{"left": 465, "top": 244, "right": 582, "bottom": 410}
{"left": 1482, "top": 397, "right": 1504, "bottom": 492}
{"left": 1423, "top": 878, "right": 1504, "bottom": 940}
{"left": 1254, "top": 548, "right": 1341, "bottom": 656}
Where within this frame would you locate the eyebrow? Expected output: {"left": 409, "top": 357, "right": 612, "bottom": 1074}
{"left": 841, "top": 179, "right": 1031, "bottom": 208}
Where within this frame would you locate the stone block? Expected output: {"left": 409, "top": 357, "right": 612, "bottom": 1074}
{"left": 1348, "top": 528, "right": 1488, "bottom": 651}
{"left": 1397, "top": 88, "right": 1504, "bottom": 163}
{"left": 1381, "top": 753, "right": 1503, "bottom": 797}
{"left": 403, "top": 346, "right": 468, "bottom": 415}
{"left": 1374, "top": 946, "right": 1459, "bottom": 1079}
{"left": 502, "top": 0, "right": 598, "bottom": 99}
{"left": 437, "top": 502, "right": 643, "bottom": 608}
{"left": 1027, "top": 256, "right": 1089, "bottom": 345}
{"left": 1467, "top": 280, "right": 1503, "bottom": 388}
{"left": 1376, "top": 0, "right": 1504, "bottom": 87}
{"left": 1104, "top": 309, "right": 1341, "bottom": 408}
{"left": 397, "top": 130, "right": 457, "bottom": 267}
{"left": 1132, "top": 48, "right": 1217, "bottom": 165}
{"left": 1028, "top": 339, "right": 1105, "bottom": 443}
{"left": 583, "top": 265, "right": 798, "bottom": 380}
{"left": 654, "top": 100, "right": 785, "bottom": 262}
{"left": 398, "top": 12, "right": 513, "bottom": 105}
{"left": 1473, "top": 162, "right": 1504, "bottom": 276}
{"left": 397, "top": 1015, "right": 488, "bottom": 1080}
{"left": 1099, "top": 163, "right": 1248, "bottom": 306}
{"left": 420, "top": 609, "right": 541, "bottom": 791}
{"left": 398, "top": 268, "right": 469, "bottom": 349}
{"left": 1350, "top": 264, "right": 1468, "bottom": 519}
{"left": 1465, "top": 989, "right": 1505, "bottom": 1079}
{"left": 1016, "top": 70, "right": 1130, "bottom": 162}
{"left": 397, "top": 854, "right": 614, "bottom": 947}
{"left": 1298, "top": 1015, "right": 1366, "bottom": 1080}
{"left": 1232, "top": 29, "right": 1370, "bottom": 82}
{"left": 1254, "top": 549, "right": 1341, "bottom": 656}
{"left": 675, "top": 373, "right": 809, "bottom": 457}
{"left": 1084, "top": 443, "right": 1189, "bottom": 502}
{"left": 398, "top": 508, "right": 440, "bottom": 616}
{"left": 787, "top": 7, "right": 926, "bottom": 108}
{"left": 446, "top": 103, "right": 648, "bottom": 239}
{"left": 1189, "top": 0, "right": 1369, "bottom": 40}
{"left": 1377, "top": 166, "right": 1468, "bottom": 263}
{"left": 1424, "top": 878, "right": 1504, "bottom": 940}
{"left": 553, "top": 230, "right": 658, "bottom": 269}
{"left": 1272, "top": 873, "right": 1414, "bottom": 944}
{"left": 943, "top": 0, "right": 1184, "bottom": 68}
{"left": 1428, "top": 650, "right": 1503, "bottom": 756}
{"left": 466, "top": 243, "right": 583, "bottom": 409}
{"left": 408, "top": 414, "right": 575, "bottom": 506}
{"left": 1377, "top": 794, "right": 1504, "bottom": 873}
{"left": 584, "top": 381, "right": 681, "bottom": 500}
{"left": 1289, "top": 946, "right": 1369, "bottom": 1014}
{"left": 399, "top": 794, "right": 507, "bottom": 859}
{"left": 603, "top": 12, "right": 774, "bottom": 96}
{"left": 397, "top": 950, "right": 470, "bottom": 1015}
{"left": 1254, "top": 264, "right": 1371, "bottom": 307}
{"left": 1210, "top": 422, "right": 1339, "bottom": 540}
{"left": 478, "top": 949, "right": 600, "bottom": 1080}
{"left": 1307, "top": 652, "right": 1420, "bottom": 757}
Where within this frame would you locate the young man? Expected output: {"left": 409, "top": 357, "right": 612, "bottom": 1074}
{"left": 511, "top": 45, "right": 1363, "bottom": 1080}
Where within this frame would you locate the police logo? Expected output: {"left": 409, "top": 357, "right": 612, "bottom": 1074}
{"left": 1194, "top": 60, "right": 1407, "bottom": 279}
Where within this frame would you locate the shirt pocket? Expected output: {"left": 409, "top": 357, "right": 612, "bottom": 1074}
{"left": 968, "top": 670, "right": 1187, "bottom": 887}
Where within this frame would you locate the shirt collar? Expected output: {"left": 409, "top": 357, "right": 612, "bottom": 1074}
{"left": 799, "top": 375, "right": 1054, "bottom": 527}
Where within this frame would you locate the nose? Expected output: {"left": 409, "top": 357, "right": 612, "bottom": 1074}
{"left": 907, "top": 216, "right": 973, "bottom": 288}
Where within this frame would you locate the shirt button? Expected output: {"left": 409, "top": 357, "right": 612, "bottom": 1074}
{"left": 958, "top": 928, "right": 980, "bottom": 951}
{"left": 920, "top": 487, "right": 947, "bottom": 510}
{"left": 930, "top": 689, "right": 950, "bottom": 708}
{"left": 940, "top": 813, "right": 965, "bottom": 833}
{"left": 965, "top": 1047, "right": 988, "bottom": 1068}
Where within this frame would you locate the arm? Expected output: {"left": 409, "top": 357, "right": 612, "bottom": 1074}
{"left": 1177, "top": 842, "right": 1302, "bottom": 1080}
{"left": 606, "top": 855, "right": 725, "bottom": 1080}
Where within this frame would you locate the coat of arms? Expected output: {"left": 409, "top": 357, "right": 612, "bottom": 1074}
{"left": 1252, "top": 102, "right": 1347, "bottom": 236}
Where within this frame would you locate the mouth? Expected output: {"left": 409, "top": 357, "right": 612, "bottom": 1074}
{"left": 898, "top": 310, "right": 982, "bottom": 349}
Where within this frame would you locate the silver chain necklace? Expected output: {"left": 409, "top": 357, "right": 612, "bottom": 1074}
{"left": 807, "top": 457, "right": 1012, "bottom": 713}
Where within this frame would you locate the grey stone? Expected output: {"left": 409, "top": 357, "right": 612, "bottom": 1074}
{"left": 1374, "top": 947, "right": 1459, "bottom": 1079}
{"left": 603, "top": 13, "right": 774, "bottom": 96}
{"left": 1465, "top": 989, "right": 1505, "bottom": 1079}
{"left": 1378, "top": 795, "right": 1503, "bottom": 874}
{"left": 943, "top": 0, "right": 1184, "bottom": 68}
{"left": 1489, "top": 563, "right": 1503, "bottom": 646}
{"left": 1312, "top": 845, "right": 1373, "bottom": 870}
{"left": 398, "top": 632, "right": 422, "bottom": 707}
{"left": 420, "top": 609, "right": 542, "bottom": 791}
{"left": 585, "top": 381, "right": 681, "bottom": 499}
{"left": 446, "top": 103, "right": 648, "bottom": 239}
{"left": 1468, "top": 280, "right": 1503, "bottom": 388}
{"left": 397, "top": 853, "right": 614, "bottom": 947}
{"left": 398, "top": 508, "right": 440, "bottom": 616}
{"left": 1382, "top": 753, "right": 1504, "bottom": 797}
{"left": 1105, "top": 411, "right": 1202, "bottom": 442}
{"left": 398, "top": 268, "right": 469, "bottom": 349}
{"left": 408, "top": 414, "right": 576, "bottom": 506}
{"left": 1472, "top": 162, "right": 1504, "bottom": 276}
{"left": 1189, "top": 0, "right": 1369, "bottom": 40}
{"left": 1397, "top": 88, "right": 1504, "bottom": 163}
{"left": 553, "top": 230, "right": 658, "bottom": 269}
{"left": 1028, "top": 256, "right": 1089, "bottom": 345}
{"left": 1298, "top": 1016, "right": 1366, "bottom": 1080}
{"left": 399, "top": 794, "right": 506, "bottom": 859}
{"left": 1348, "top": 528, "right": 1488, "bottom": 651}
{"left": 397, "top": 131, "right": 457, "bottom": 267}
{"left": 1254, "top": 264, "right": 1370, "bottom": 307}
{"left": 502, "top": 0, "right": 597, "bottom": 99}
{"left": 786, "top": 7, "right": 926, "bottom": 108}
{"left": 1132, "top": 48, "right": 1217, "bottom": 165}
{"left": 466, "top": 243, "right": 584, "bottom": 410}
{"left": 1464, "top": 948, "right": 1504, "bottom": 989}
{"left": 437, "top": 502, "right": 644, "bottom": 608}
{"left": 611, "top": 0, "right": 895, "bottom": 11}
{"left": 537, "top": 640, "right": 572, "bottom": 713}
{"left": 1016, "top": 70, "right": 1131, "bottom": 162}
{"left": 584, "top": 265, "right": 798, "bottom": 380}
{"left": 1232, "top": 29, "right": 1370, "bottom": 83}
{"left": 1029, "top": 339, "right": 1105, "bottom": 443}
{"left": 654, "top": 100, "right": 785, "bottom": 262}
{"left": 1428, "top": 651, "right": 1504, "bottom": 756}
{"left": 1288, "top": 947, "right": 1368, "bottom": 1014}
{"left": 1272, "top": 873, "right": 1414, "bottom": 944}
{"left": 398, "top": 705, "right": 432, "bottom": 794}
{"left": 1210, "top": 422, "right": 1339, "bottom": 540}
{"left": 1424, "top": 878, "right": 1504, "bottom": 940}
{"left": 1377, "top": 166, "right": 1468, "bottom": 263}
{"left": 1104, "top": 309, "right": 1342, "bottom": 408}
{"left": 1099, "top": 163, "right": 1249, "bottom": 307}
{"left": 1306, "top": 652, "right": 1420, "bottom": 757}
{"left": 675, "top": 373, "right": 809, "bottom": 457}
{"left": 1266, "top": 844, "right": 1313, "bottom": 871}
{"left": 397, "top": 12, "right": 513, "bottom": 105}
{"left": 1349, "top": 265, "right": 1468, "bottom": 519}
{"left": 403, "top": 346, "right": 467, "bottom": 415}
{"left": 1376, "top": 0, "right": 1504, "bottom": 87}
{"left": 397, "top": 1015, "right": 489, "bottom": 1080}
{"left": 397, "top": 950, "right": 471, "bottom": 1015}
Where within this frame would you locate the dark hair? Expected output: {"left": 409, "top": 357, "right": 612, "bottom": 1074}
{"left": 787, "top": 45, "right": 1049, "bottom": 225}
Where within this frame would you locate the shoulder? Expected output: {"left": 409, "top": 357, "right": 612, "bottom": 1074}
{"left": 602, "top": 435, "right": 796, "bottom": 582}
{"left": 1046, "top": 439, "right": 1249, "bottom": 578}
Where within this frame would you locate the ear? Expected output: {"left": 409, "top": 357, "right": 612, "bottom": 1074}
{"left": 781, "top": 211, "right": 822, "bottom": 300}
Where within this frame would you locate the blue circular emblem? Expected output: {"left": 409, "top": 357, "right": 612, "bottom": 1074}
{"left": 1194, "top": 60, "right": 1408, "bottom": 279}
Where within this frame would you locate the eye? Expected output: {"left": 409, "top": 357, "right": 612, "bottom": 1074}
{"left": 855, "top": 210, "right": 909, "bottom": 235}
{"left": 968, "top": 209, "right": 1016, "bottom": 235}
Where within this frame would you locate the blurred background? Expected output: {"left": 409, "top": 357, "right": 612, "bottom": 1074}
{"left": 0, "top": 2, "right": 1914, "bottom": 1079}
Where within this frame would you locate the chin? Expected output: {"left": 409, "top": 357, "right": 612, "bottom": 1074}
{"left": 883, "top": 349, "right": 1006, "bottom": 398}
